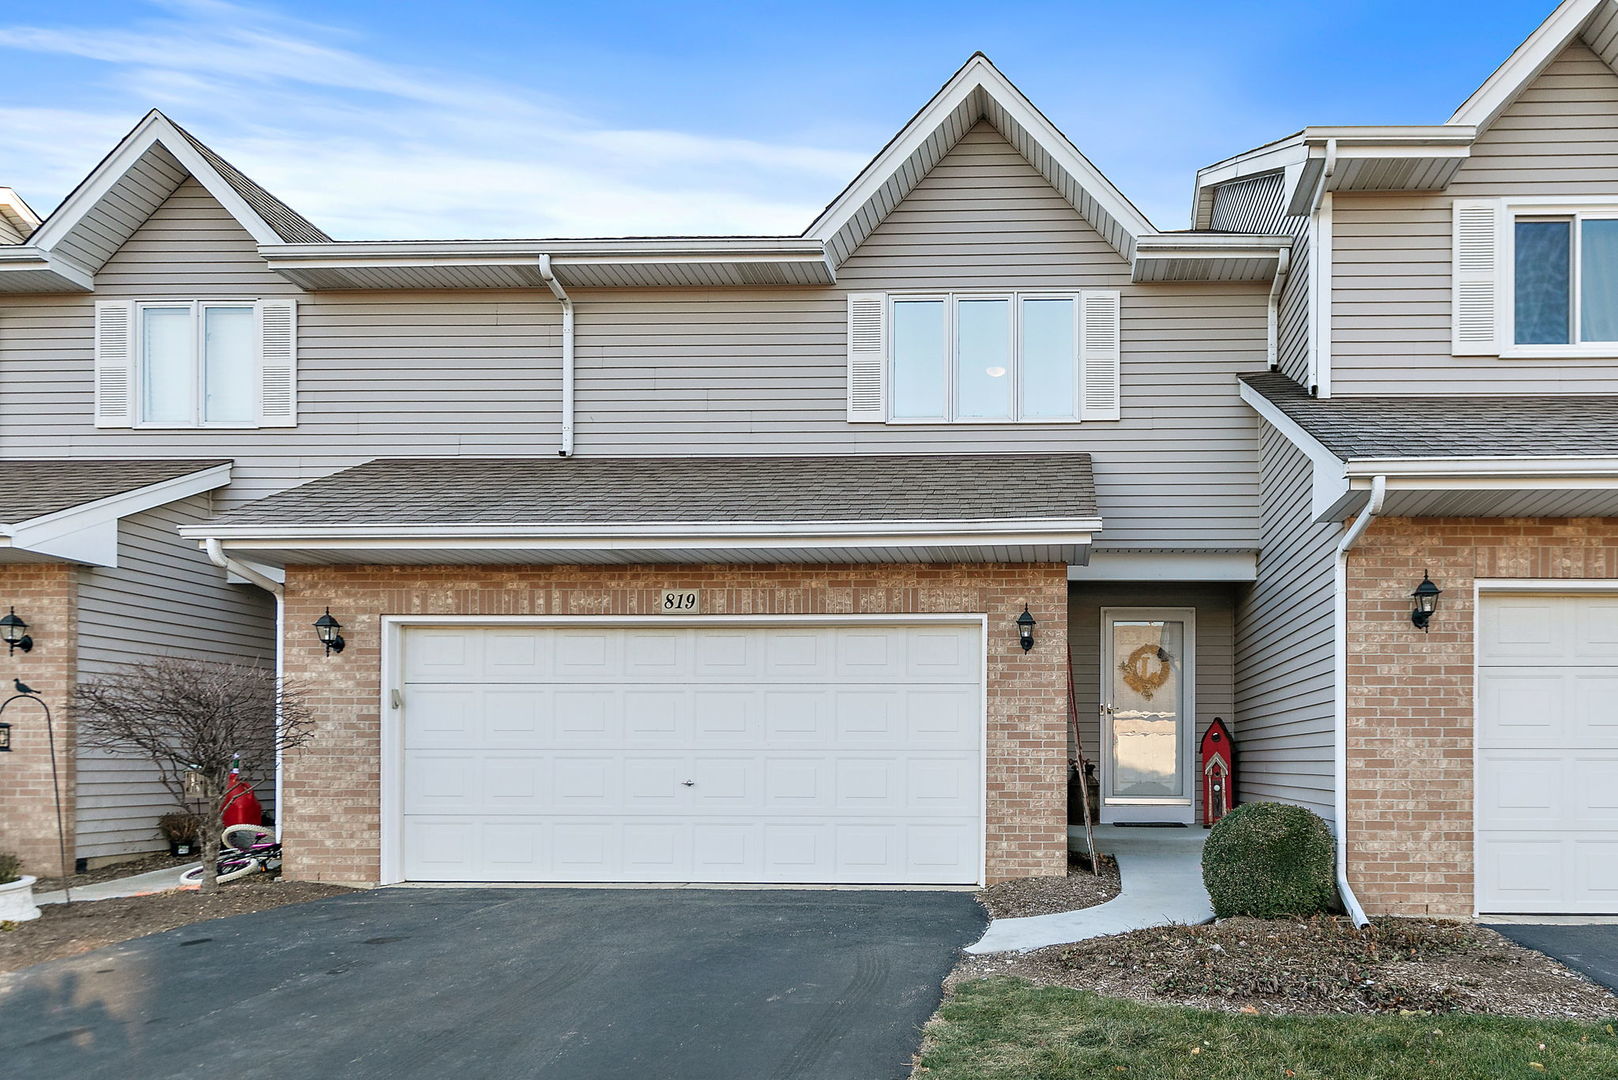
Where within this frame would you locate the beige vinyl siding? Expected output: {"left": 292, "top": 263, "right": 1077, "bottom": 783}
{"left": 1232, "top": 426, "right": 1339, "bottom": 819}
{"left": 1277, "top": 216, "right": 1312, "bottom": 386}
{"left": 1210, "top": 173, "right": 1288, "bottom": 235}
{"left": 1068, "top": 581, "right": 1237, "bottom": 823}
{"left": 74, "top": 494, "right": 276, "bottom": 860}
{"left": 1332, "top": 42, "right": 1618, "bottom": 393}
{"left": 0, "top": 178, "right": 562, "bottom": 510}
{"left": 0, "top": 125, "right": 1268, "bottom": 549}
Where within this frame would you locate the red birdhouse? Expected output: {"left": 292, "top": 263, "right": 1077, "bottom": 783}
{"left": 1200, "top": 717, "right": 1235, "bottom": 827}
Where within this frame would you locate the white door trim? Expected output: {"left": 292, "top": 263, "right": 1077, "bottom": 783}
{"left": 378, "top": 613, "right": 990, "bottom": 887}
{"left": 1098, "top": 606, "right": 1197, "bottom": 824}
{"left": 1473, "top": 580, "right": 1618, "bottom": 916}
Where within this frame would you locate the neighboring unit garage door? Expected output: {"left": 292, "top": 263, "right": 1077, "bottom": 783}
{"left": 1477, "top": 594, "right": 1618, "bottom": 913}
{"left": 397, "top": 622, "right": 983, "bottom": 885}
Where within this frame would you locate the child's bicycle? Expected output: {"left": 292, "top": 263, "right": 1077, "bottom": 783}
{"left": 179, "top": 824, "right": 282, "bottom": 885}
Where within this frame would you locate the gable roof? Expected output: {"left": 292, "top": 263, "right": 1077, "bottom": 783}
{"left": 0, "top": 188, "right": 40, "bottom": 244}
{"left": 806, "top": 54, "right": 1157, "bottom": 264}
{"left": 1450, "top": 0, "right": 1618, "bottom": 132}
{"left": 27, "top": 110, "right": 327, "bottom": 270}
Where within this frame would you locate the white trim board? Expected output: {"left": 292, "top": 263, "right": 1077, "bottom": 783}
{"left": 1068, "top": 551, "right": 1256, "bottom": 582}
{"left": 375, "top": 613, "right": 992, "bottom": 888}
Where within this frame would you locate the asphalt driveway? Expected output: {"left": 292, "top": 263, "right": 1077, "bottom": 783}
{"left": 1488, "top": 923, "right": 1618, "bottom": 994}
{"left": 0, "top": 887, "right": 984, "bottom": 1080}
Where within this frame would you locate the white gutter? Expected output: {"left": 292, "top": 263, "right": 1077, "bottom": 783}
{"left": 1267, "top": 246, "right": 1292, "bottom": 369}
{"left": 203, "top": 538, "right": 288, "bottom": 832}
{"left": 1306, "top": 139, "right": 1336, "bottom": 398}
{"left": 1332, "top": 473, "right": 1384, "bottom": 928}
{"left": 536, "top": 254, "right": 575, "bottom": 457}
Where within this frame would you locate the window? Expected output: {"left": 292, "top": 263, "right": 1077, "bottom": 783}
{"left": 889, "top": 293, "right": 1082, "bottom": 422}
{"left": 137, "top": 302, "right": 256, "bottom": 426}
{"left": 1513, "top": 215, "right": 1618, "bottom": 347}
{"left": 93, "top": 298, "right": 298, "bottom": 429}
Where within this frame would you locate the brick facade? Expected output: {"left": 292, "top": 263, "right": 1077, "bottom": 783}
{"left": 0, "top": 562, "right": 78, "bottom": 876}
{"left": 1345, "top": 517, "right": 1618, "bottom": 917}
{"left": 279, "top": 562, "right": 1070, "bottom": 886}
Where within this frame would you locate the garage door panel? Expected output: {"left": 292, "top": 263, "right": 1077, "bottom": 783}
{"left": 399, "top": 623, "right": 984, "bottom": 885}
{"left": 1479, "top": 593, "right": 1618, "bottom": 914}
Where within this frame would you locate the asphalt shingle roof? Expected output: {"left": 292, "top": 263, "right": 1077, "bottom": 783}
{"left": 0, "top": 459, "right": 229, "bottom": 524}
{"left": 172, "top": 120, "right": 330, "bottom": 244}
{"left": 210, "top": 454, "right": 1098, "bottom": 528}
{"left": 1242, "top": 372, "right": 1618, "bottom": 460}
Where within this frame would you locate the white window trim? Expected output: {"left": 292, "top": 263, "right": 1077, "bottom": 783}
{"left": 133, "top": 298, "right": 264, "bottom": 430}
{"left": 885, "top": 290, "right": 1084, "bottom": 425}
{"left": 1496, "top": 197, "right": 1618, "bottom": 359}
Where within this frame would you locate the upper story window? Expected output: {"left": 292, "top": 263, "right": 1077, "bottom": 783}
{"left": 846, "top": 290, "right": 1120, "bottom": 424}
{"left": 1514, "top": 215, "right": 1618, "bottom": 347}
{"left": 140, "top": 302, "right": 257, "bottom": 426}
{"left": 93, "top": 298, "right": 298, "bottom": 429}
{"left": 1454, "top": 198, "right": 1618, "bottom": 358}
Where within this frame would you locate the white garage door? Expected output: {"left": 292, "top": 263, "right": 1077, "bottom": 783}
{"left": 1477, "top": 594, "right": 1618, "bottom": 913}
{"left": 396, "top": 622, "right": 983, "bottom": 885}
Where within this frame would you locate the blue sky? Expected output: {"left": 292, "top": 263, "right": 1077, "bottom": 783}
{"left": 0, "top": 0, "right": 1555, "bottom": 238}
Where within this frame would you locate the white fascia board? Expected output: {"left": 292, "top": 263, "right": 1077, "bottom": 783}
{"left": 3, "top": 462, "right": 232, "bottom": 567}
{"left": 30, "top": 112, "right": 286, "bottom": 255}
{"left": 1450, "top": 0, "right": 1603, "bottom": 130}
{"left": 805, "top": 55, "right": 1154, "bottom": 255}
{"left": 1345, "top": 457, "right": 1618, "bottom": 482}
{"left": 1067, "top": 550, "right": 1257, "bottom": 582}
{"left": 1237, "top": 380, "right": 1353, "bottom": 521}
{"left": 259, "top": 238, "right": 826, "bottom": 260}
{"left": 1131, "top": 235, "right": 1291, "bottom": 281}
{"left": 0, "top": 187, "right": 41, "bottom": 237}
{"left": 183, "top": 516, "right": 1103, "bottom": 545}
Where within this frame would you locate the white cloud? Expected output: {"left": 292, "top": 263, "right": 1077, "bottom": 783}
{"left": 0, "top": 0, "right": 868, "bottom": 238}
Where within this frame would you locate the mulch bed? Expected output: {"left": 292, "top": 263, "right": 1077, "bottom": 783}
{"left": 32, "top": 851, "right": 195, "bottom": 894}
{"left": 0, "top": 877, "right": 358, "bottom": 975}
{"left": 976, "top": 851, "right": 1120, "bottom": 919}
{"left": 952, "top": 915, "right": 1618, "bottom": 1021}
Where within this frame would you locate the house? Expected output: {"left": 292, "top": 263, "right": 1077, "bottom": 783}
{"left": 1197, "top": 0, "right": 1618, "bottom": 918}
{"left": 1, "top": 0, "right": 1611, "bottom": 921}
{"left": 0, "top": 60, "right": 1282, "bottom": 887}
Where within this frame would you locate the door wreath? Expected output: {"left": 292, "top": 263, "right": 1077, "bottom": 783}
{"left": 1119, "top": 644, "right": 1174, "bottom": 700}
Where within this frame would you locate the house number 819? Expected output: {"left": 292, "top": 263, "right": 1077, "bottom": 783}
{"left": 660, "top": 590, "right": 701, "bottom": 613}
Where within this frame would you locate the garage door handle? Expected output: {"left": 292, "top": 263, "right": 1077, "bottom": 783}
{"left": 682, "top": 780, "right": 695, "bottom": 787}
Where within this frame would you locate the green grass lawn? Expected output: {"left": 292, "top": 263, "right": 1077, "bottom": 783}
{"left": 918, "top": 978, "right": 1618, "bottom": 1080}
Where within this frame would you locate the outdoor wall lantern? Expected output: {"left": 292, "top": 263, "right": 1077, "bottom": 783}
{"left": 1410, "top": 572, "right": 1443, "bottom": 632}
{"left": 0, "top": 608, "right": 32, "bottom": 654}
{"left": 314, "top": 609, "right": 346, "bottom": 655}
{"left": 0, "top": 721, "right": 10, "bottom": 751}
{"left": 1017, "top": 605, "right": 1036, "bottom": 652}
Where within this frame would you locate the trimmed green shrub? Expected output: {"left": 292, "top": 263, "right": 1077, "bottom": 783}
{"left": 1202, "top": 802, "right": 1335, "bottom": 918}
{"left": 0, "top": 852, "right": 20, "bottom": 885}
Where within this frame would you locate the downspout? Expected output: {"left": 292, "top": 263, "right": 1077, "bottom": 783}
{"left": 1306, "top": 138, "right": 1337, "bottom": 397}
{"left": 537, "top": 254, "right": 575, "bottom": 457}
{"left": 204, "top": 538, "right": 287, "bottom": 826}
{"left": 1333, "top": 474, "right": 1385, "bottom": 929}
{"left": 1266, "top": 247, "right": 1292, "bottom": 370}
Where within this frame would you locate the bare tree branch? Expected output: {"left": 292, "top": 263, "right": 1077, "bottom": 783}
{"left": 74, "top": 657, "right": 314, "bottom": 893}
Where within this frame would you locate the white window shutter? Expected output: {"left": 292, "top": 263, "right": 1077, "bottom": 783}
{"left": 1080, "top": 290, "right": 1121, "bottom": 421}
{"left": 1453, "top": 200, "right": 1501, "bottom": 356}
{"left": 846, "top": 292, "right": 887, "bottom": 422}
{"left": 93, "top": 300, "right": 135, "bottom": 428}
{"left": 257, "top": 299, "right": 298, "bottom": 427}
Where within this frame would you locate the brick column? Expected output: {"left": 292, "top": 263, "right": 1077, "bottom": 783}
{"left": 1344, "top": 517, "right": 1618, "bottom": 917}
{"left": 0, "top": 563, "right": 78, "bottom": 877}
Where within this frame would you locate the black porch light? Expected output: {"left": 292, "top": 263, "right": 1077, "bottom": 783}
{"left": 1410, "top": 571, "right": 1443, "bottom": 632}
{"left": 1016, "top": 605, "right": 1036, "bottom": 652}
{"left": 0, "top": 720, "right": 10, "bottom": 751}
{"left": 314, "top": 609, "right": 345, "bottom": 655}
{"left": 0, "top": 607, "right": 32, "bottom": 654}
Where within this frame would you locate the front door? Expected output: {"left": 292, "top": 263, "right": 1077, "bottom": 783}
{"left": 1100, "top": 608, "right": 1196, "bottom": 824}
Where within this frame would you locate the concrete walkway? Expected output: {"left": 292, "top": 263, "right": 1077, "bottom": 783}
{"left": 969, "top": 824, "right": 1213, "bottom": 954}
{"left": 35, "top": 863, "right": 199, "bottom": 905}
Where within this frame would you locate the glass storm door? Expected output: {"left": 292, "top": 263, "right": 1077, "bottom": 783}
{"left": 1100, "top": 609, "right": 1195, "bottom": 824}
